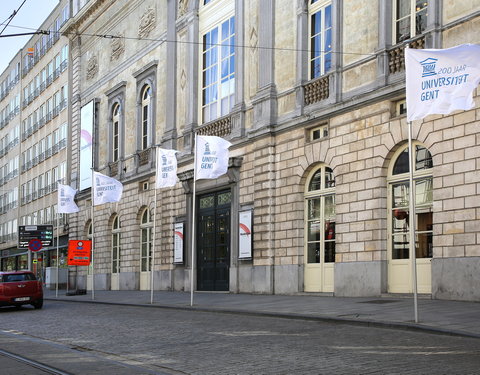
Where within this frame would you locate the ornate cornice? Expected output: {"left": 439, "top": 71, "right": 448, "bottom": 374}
{"left": 61, "top": 0, "right": 115, "bottom": 36}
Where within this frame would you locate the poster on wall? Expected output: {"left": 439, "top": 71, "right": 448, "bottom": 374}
{"left": 239, "top": 210, "right": 253, "bottom": 259}
{"left": 79, "top": 100, "right": 95, "bottom": 191}
{"left": 174, "top": 222, "right": 184, "bottom": 264}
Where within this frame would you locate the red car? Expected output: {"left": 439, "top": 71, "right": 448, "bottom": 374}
{"left": 0, "top": 271, "right": 43, "bottom": 309}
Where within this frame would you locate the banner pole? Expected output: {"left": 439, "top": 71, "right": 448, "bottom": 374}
{"left": 91, "top": 169, "right": 95, "bottom": 300}
{"left": 407, "top": 120, "right": 418, "bottom": 323}
{"left": 56, "top": 205, "right": 59, "bottom": 298}
{"left": 190, "top": 135, "right": 198, "bottom": 306}
{"left": 151, "top": 149, "right": 158, "bottom": 304}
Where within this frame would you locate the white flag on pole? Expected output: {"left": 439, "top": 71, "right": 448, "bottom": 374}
{"left": 57, "top": 184, "right": 79, "bottom": 213}
{"left": 195, "top": 135, "right": 232, "bottom": 180}
{"left": 406, "top": 44, "right": 480, "bottom": 122}
{"left": 92, "top": 171, "right": 123, "bottom": 206}
{"left": 156, "top": 148, "right": 178, "bottom": 188}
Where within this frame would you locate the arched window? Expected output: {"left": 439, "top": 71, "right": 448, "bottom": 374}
{"left": 112, "top": 215, "right": 121, "bottom": 274}
{"left": 388, "top": 143, "right": 433, "bottom": 260}
{"left": 140, "top": 208, "right": 153, "bottom": 272}
{"left": 112, "top": 103, "right": 120, "bottom": 162}
{"left": 140, "top": 85, "right": 151, "bottom": 150}
{"left": 304, "top": 165, "right": 335, "bottom": 292}
{"left": 305, "top": 166, "right": 336, "bottom": 265}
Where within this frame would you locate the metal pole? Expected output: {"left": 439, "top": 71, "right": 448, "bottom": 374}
{"left": 407, "top": 120, "right": 418, "bottom": 323}
{"left": 56, "top": 209, "right": 59, "bottom": 298}
{"left": 151, "top": 171, "right": 158, "bottom": 305}
{"left": 91, "top": 170, "right": 95, "bottom": 300}
{"left": 190, "top": 135, "right": 198, "bottom": 306}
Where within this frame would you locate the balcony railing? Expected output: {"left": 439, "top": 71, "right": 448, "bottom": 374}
{"left": 109, "top": 161, "right": 119, "bottom": 177}
{"left": 197, "top": 115, "right": 232, "bottom": 137}
{"left": 304, "top": 74, "right": 330, "bottom": 105}
{"left": 137, "top": 148, "right": 150, "bottom": 166}
{"left": 388, "top": 36, "right": 425, "bottom": 74}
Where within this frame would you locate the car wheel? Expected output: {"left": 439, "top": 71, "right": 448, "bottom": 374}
{"left": 32, "top": 299, "right": 43, "bottom": 309}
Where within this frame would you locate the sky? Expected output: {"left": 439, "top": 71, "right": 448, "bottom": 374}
{"left": 0, "top": 0, "right": 60, "bottom": 74}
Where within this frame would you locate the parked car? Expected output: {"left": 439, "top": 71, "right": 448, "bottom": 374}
{"left": 0, "top": 271, "right": 43, "bottom": 309}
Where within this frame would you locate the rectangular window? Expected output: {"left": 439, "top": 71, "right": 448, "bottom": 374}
{"left": 202, "top": 16, "right": 235, "bottom": 123}
{"left": 61, "top": 45, "right": 69, "bottom": 64}
{"left": 310, "top": 1, "right": 332, "bottom": 79}
{"left": 394, "top": 0, "right": 428, "bottom": 43}
{"left": 113, "top": 120, "right": 119, "bottom": 161}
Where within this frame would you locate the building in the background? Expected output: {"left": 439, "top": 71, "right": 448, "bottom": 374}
{"left": 0, "top": 0, "right": 71, "bottom": 286}
{"left": 32, "top": 0, "right": 480, "bottom": 301}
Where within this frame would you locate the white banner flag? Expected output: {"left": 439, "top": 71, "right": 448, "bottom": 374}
{"left": 195, "top": 135, "right": 232, "bottom": 180}
{"left": 57, "top": 184, "right": 79, "bottom": 213}
{"left": 156, "top": 148, "right": 178, "bottom": 188}
{"left": 406, "top": 44, "right": 480, "bottom": 122}
{"left": 92, "top": 171, "right": 123, "bottom": 206}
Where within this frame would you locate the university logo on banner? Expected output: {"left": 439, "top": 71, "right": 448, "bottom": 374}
{"left": 156, "top": 148, "right": 178, "bottom": 189}
{"left": 58, "top": 184, "right": 79, "bottom": 214}
{"left": 195, "top": 135, "right": 232, "bottom": 180}
{"left": 92, "top": 172, "right": 123, "bottom": 206}
{"left": 405, "top": 44, "right": 480, "bottom": 122}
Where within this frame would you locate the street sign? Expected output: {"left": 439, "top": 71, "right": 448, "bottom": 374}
{"left": 18, "top": 225, "right": 53, "bottom": 248}
{"left": 67, "top": 240, "right": 92, "bottom": 266}
{"left": 28, "top": 239, "right": 43, "bottom": 252}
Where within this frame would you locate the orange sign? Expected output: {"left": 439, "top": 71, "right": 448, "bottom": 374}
{"left": 68, "top": 240, "right": 92, "bottom": 266}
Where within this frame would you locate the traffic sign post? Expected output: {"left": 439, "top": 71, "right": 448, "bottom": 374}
{"left": 68, "top": 240, "right": 92, "bottom": 266}
{"left": 18, "top": 225, "right": 53, "bottom": 249}
{"left": 28, "top": 239, "right": 43, "bottom": 252}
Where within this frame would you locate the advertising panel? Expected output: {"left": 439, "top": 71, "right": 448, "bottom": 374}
{"left": 174, "top": 222, "right": 184, "bottom": 264}
{"left": 239, "top": 210, "right": 253, "bottom": 259}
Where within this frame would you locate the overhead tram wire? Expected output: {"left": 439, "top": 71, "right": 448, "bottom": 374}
{"left": 0, "top": 22, "right": 376, "bottom": 58}
{"left": 0, "top": 0, "right": 27, "bottom": 36}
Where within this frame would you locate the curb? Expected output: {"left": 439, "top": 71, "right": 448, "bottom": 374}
{"left": 45, "top": 297, "right": 480, "bottom": 340}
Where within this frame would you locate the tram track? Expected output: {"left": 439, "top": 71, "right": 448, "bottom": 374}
{"left": 0, "top": 348, "right": 74, "bottom": 375}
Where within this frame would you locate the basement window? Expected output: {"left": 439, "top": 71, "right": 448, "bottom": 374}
{"left": 310, "top": 125, "right": 328, "bottom": 141}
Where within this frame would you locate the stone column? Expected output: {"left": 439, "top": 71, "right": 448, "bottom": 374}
{"left": 295, "top": 0, "right": 308, "bottom": 115}
{"left": 251, "top": 0, "right": 277, "bottom": 135}
{"left": 230, "top": 0, "right": 246, "bottom": 140}
{"left": 162, "top": 0, "right": 178, "bottom": 149}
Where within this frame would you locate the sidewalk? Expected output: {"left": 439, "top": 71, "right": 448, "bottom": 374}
{"left": 44, "top": 289, "right": 480, "bottom": 339}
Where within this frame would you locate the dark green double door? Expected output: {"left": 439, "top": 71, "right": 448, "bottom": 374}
{"left": 197, "top": 190, "right": 231, "bottom": 291}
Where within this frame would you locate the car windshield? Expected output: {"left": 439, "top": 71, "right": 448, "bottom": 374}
{"left": 0, "top": 273, "right": 36, "bottom": 282}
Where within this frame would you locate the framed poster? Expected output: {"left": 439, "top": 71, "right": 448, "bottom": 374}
{"left": 173, "top": 222, "right": 184, "bottom": 264}
{"left": 239, "top": 210, "right": 253, "bottom": 259}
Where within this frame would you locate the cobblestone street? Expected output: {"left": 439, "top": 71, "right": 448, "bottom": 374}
{"left": 0, "top": 301, "right": 479, "bottom": 374}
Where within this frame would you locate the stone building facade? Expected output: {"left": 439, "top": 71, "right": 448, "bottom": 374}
{"left": 63, "top": 0, "right": 480, "bottom": 301}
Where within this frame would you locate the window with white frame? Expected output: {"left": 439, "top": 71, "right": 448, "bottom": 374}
{"left": 140, "top": 85, "right": 151, "bottom": 151}
{"left": 388, "top": 143, "right": 433, "bottom": 260}
{"left": 112, "top": 103, "right": 120, "bottom": 162}
{"left": 394, "top": 0, "right": 428, "bottom": 43}
{"left": 140, "top": 208, "right": 153, "bottom": 272}
{"left": 200, "top": 1, "right": 235, "bottom": 124}
{"left": 112, "top": 215, "right": 121, "bottom": 274}
{"left": 305, "top": 165, "right": 336, "bottom": 264}
{"left": 309, "top": 0, "right": 332, "bottom": 79}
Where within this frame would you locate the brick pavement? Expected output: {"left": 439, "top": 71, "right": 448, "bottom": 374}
{"left": 45, "top": 289, "right": 480, "bottom": 339}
